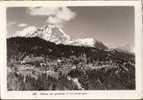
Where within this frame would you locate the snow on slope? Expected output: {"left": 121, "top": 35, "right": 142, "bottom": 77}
{"left": 10, "top": 24, "right": 108, "bottom": 49}
{"left": 13, "top": 26, "right": 37, "bottom": 37}
{"left": 65, "top": 38, "right": 95, "bottom": 47}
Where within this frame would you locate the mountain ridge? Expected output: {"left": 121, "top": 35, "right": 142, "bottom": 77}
{"left": 9, "top": 24, "right": 108, "bottom": 50}
{"left": 7, "top": 36, "right": 135, "bottom": 62}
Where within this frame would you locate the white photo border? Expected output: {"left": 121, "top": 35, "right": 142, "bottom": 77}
{"left": 0, "top": 1, "right": 142, "bottom": 99}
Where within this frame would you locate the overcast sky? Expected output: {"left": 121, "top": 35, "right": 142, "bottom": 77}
{"left": 7, "top": 6, "right": 134, "bottom": 49}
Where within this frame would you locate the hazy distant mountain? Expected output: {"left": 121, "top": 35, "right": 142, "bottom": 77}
{"left": 115, "top": 44, "right": 135, "bottom": 54}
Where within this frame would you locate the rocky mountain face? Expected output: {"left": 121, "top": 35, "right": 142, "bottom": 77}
{"left": 36, "top": 24, "right": 71, "bottom": 44}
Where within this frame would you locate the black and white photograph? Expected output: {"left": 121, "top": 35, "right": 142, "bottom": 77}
{"left": 6, "top": 6, "right": 136, "bottom": 91}
{"left": 0, "top": 0, "right": 142, "bottom": 99}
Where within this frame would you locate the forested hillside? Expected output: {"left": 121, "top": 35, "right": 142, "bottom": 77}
{"left": 7, "top": 37, "right": 135, "bottom": 90}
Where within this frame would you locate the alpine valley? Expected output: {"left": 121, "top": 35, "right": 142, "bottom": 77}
{"left": 7, "top": 24, "right": 135, "bottom": 90}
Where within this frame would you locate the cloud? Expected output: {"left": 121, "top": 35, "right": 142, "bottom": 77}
{"left": 27, "top": 7, "right": 76, "bottom": 27}
{"left": 18, "top": 23, "right": 28, "bottom": 27}
{"left": 28, "top": 7, "right": 59, "bottom": 16}
{"left": 46, "top": 16, "right": 63, "bottom": 25}
{"left": 14, "top": 26, "right": 37, "bottom": 37}
{"left": 8, "top": 22, "right": 16, "bottom": 26}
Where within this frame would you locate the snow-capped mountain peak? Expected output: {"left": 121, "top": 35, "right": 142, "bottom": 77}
{"left": 11, "top": 24, "right": 108, "bottom": 49}
{"left": 13, "top": 24, "right": 71, "bottom": 44}
{"left": 37, "top": 24, "right": 71, "bottom": 44}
